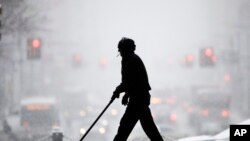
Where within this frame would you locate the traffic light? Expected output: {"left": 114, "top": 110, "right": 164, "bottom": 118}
{"left": 99, "top": 57, "right": 107, "bottom": 68}
{"left": 27, "top": 38, "right": 41, "bottom": 59}
{"left": 72, "top": 53, "right": 82, "bottom": 68}
{"left": 184, "top": 54, "right": 194, "bottom": 67}
{"left": 224, "top": 73, "right": 231, "bottom": 82}
{"left": 200, "top": 47, "right": 216, "bottom": 67}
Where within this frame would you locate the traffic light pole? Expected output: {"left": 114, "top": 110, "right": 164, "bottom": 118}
{"left": 79, "top": 98, "right": 115, "bottom": 141}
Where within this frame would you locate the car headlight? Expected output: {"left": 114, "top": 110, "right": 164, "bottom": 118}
{"left": 99, "top": 127, "right": 106, "bottom": 134}
{"left": 80, "top": 128, "right": 86, "bottom": 135}
{"left": 80, "top": 110, "right": 86, "bottom": 117}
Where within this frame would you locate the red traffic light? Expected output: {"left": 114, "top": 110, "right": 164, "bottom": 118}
{"left": 71, "top": 53, "right": 82, "bottom": 68}
{"left": 185, "top": 54, "right": 194, "bottom": 62}
{"left": 73, "top": 54, "right": 81, "bottom": 62}
{"left": 204, "top": 48, "right": 213, "bottom": 57}
{"left": 200, "top": 47, "right": 216, "bottom": 67}
{"left": 224, "top": 73, "right": 231, "bottom": 82}
{"left": 221, "top": 109, "right": 230, "bottom": 118}
{"left": 100, "top": 57, "right": 108, "bottom": 67}
{"left": 32, "top": 39, "right": 41, "bottom": 48}
{"left": 27, "top": 38, "right": 42, "bottom": 59}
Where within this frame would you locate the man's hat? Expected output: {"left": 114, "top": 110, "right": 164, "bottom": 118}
{"left": 118, "top": 37, "right": 136, "bottom": 52}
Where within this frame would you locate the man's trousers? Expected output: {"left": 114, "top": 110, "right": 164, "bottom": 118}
{"left": 113, "top": 104, "right": 164, "bottom": 141}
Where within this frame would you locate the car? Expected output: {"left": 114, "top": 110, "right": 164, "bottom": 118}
{"left": 177, "top": 118, "right": 250, "bottom": 141}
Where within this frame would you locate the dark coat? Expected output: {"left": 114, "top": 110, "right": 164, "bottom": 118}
{"left": 116, "top": 53, "right": 151, "bottom": 101}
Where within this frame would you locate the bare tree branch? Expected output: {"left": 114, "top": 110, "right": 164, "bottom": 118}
{"left": 1, "top": 0, "right": 51, "bottom": 36}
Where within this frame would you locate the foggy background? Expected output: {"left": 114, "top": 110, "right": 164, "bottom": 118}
{"left": 1, "top": 0, "right": 250, "bottom": 141}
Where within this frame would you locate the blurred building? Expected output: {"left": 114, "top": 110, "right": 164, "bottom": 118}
{"left": 230, "top": 0, "right": 250, "bottom": 121}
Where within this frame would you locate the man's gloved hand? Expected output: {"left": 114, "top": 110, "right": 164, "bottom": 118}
{"left": 111, "top": 90, "right": 120, "bottom": 100}
{"left": 122, "top": 94, "right": 129, "bottom": 106}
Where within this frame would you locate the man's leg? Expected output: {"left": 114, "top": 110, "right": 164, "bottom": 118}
{"left": 113, "top": 106, "right": 139, "bottom": 141}
{"left": 139, "top": 106, "right": 164, "bottom": 141}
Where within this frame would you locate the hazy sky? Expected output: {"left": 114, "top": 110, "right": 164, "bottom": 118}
{"left": 46, "top": 0, "right": 237, "bottom": 92}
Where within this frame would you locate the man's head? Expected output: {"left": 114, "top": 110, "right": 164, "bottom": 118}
{"left": 118, "top": 37, "right": 136, "bottom": 57}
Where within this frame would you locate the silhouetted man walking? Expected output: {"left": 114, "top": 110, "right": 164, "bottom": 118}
{"left": 112, "top": 37, "right": 164, "bottom": 141}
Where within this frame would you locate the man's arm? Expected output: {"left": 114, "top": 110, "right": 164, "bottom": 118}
{"left": 112, "top": 60, "right": 128, "bottom": 100}
{"left": 111, "top": 83, "right": 125, "bottom": 100}
{"left": 112, "top": 84, "right": 129, "bottom": 106}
